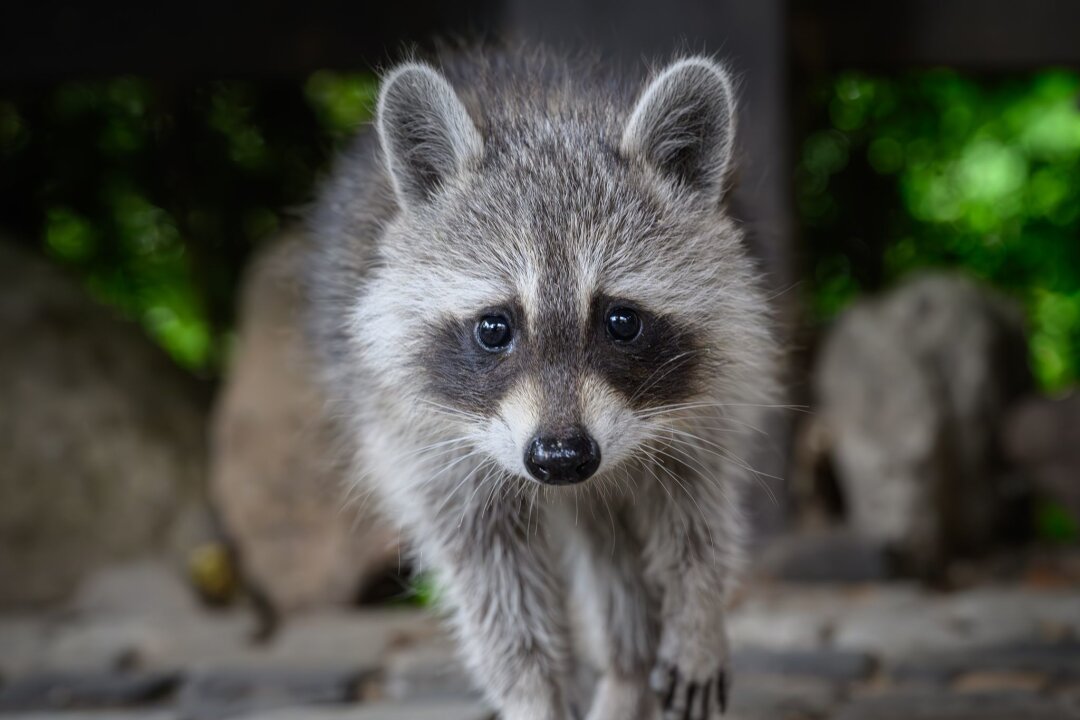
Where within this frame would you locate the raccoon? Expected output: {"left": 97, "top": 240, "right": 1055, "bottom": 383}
{"left": 308, "top": 47, "right": 778, "bottom": 720}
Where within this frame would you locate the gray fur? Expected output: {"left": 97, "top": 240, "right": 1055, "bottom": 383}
{"left": 307, "top": 47, "right": 779, "bottom": 720}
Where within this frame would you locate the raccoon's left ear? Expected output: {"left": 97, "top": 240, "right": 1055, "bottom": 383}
{"left": 376, "top": 62, "right": 483, "bottom": 211}
{"left": 621, "top": 57, "right": 737, "bottom": 204}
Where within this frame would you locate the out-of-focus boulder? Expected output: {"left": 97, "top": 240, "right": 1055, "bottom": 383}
{"left": 0, "top": 243, "right": 210, "bottom": 608}
{"left": 1004, "top": 391, "right": 1080, "bottom": 528}
{"left": 813, "top": 273, "right": 1032, "bottom": 576}
{"left": 209, "top": 229, "right": 398, "bottom": 616}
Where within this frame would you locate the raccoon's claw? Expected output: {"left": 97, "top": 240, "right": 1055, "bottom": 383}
{"left": 651, "top": 663, "right": 729, "bottom": 719}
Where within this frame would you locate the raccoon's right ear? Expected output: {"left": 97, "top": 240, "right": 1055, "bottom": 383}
{"left": 376, "top": 63, "right": 483, "bottom": 210}
{"left": 621, "top": 57, "right": 737, "bottom": 204}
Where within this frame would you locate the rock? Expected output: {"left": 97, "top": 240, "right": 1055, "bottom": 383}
{"left": 21, "top": 607, "right": 434, "bottom": 678}
{"left": 835, "top": 688, "right": 1078, "bottom": 720}
{"left": 728, "top": 587, "right": 841, "bottom": 651}
{"left": 42, "top": 619, "right": 162, "bottom": 674}
{"left": 250, "top": 702, "right": 494, "bottom": 720}
{"left": 177, "top": 668, "right": 363, "bottom": 720}
{"left": 813, "top": 273, "right": 1033, "bottom": 576}
{"left": 889, "top": 641, "right": 1080, "bottom": 685}
{"left": 0, "top": 615, "right": 50, "bottom": 678}
{"left": 70, "top": 561, "right": 202, "bottom": 618}
{"left": 0, "top": 671, "right": 178, "bottom": 712}
{"left": 0, "top": 243, "right": 210, "bottom": 609}
{"left": 1004, "top": 391, "right": 1080, "bottom": 528}
{"left": 754, "top": 528, "right": 892, "bottom": 583}
{"left": 0, "top": 713, "right": 177, "bottom": 720}
{"left": 951, "top": 670, "right": 1050, "bottom": 694}
{"left": 732, "top": 647, "right": 876, "bottom": 682}
{"left": 726, "top": 676, "right": 839, "bottom": 720}
{"left": 261, "top": 610, "right": 440, "bottom": 673}
{"left": 209, "top": 230, "right": 398, "bottom": 615}
{"left": 380, "top": 639, "right": 478, "bottom": 702}
{"left": 833, "top": 587, "right": 1080, "bottom": 659}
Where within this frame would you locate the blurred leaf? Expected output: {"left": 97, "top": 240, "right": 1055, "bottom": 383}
{"left": 45, "top": 207, "right": 97, "bottom": 262}
{"left": 408, "top": 572, "right": 442, "bottom": 608}
{"left": 1035, "top": 499, "right": 1080, "bottom": 543}
{"left": 188, "top": 542, "right": 239, "bottom": 605}
{"left": 800, "top": 69, "right": 1080, "bottom": 391}
{"left": 305, "top": 71, "right": 378, "bottom": 137}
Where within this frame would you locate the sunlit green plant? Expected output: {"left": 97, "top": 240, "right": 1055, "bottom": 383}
{"left": 4, "top": 71, "right": 376, "bottom": 374}
{"left": 800, "top": 70, "right": 1080, "bottom": 391}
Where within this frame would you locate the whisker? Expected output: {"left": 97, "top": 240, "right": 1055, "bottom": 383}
{"left": 435, "top": 457, "right": 492, "bottom": 516}
{"left": 628, "top": 350, "right": 699, "bottom": 406}
{"left": 656, "top": 433, "right": 781, "bottom": 508}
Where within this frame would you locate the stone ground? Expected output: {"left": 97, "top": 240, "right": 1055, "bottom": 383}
{"left": 2, "top": 554, "right": 1080, "bottom": 720}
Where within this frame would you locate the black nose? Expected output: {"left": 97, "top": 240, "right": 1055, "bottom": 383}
{"left": 525, "top": 430, "right": 601, "bottom": 485}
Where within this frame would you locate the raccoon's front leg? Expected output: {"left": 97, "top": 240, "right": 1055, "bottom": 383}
{"left": 425, "top": 488, "right": 576, "bottom": 720}
{"left": 641, "top": 471, "right": 739, "bottom": 719}
{"left": 566, "top": 505, "right": 658, "bottom": 720}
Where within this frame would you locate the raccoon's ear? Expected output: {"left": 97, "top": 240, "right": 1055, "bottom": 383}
{"left": 621, "top": 57, "right": 737, "bottom": 203}
{"left": 376, "top": 62, "right": 482, "bottom": 210}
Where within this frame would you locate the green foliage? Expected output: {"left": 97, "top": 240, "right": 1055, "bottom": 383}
{"left": 799, "top": 70, "right": 1080, "bottom": 391}
{"left": 0, "top": 72, "right": 377, "bottom": 374}
{"left": 1036, "top": 499, "right": 1080, "bottom": 543}
{"left": 305, "top": 71, "right": 379, "bottom": 138}
{"left": 407, "top": 572, "right": 443, "bottom": 607}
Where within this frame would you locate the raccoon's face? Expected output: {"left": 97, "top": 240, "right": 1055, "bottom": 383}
{"left": 361, "top": 56, "right": 761, "bottom": 486}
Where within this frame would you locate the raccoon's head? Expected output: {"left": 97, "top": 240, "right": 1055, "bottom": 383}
{"left": 354, "top": 54, "right": 771, "bottom": 487}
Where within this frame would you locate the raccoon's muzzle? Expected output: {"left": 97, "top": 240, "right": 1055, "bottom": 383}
{"left": 525, "top": 429, "right": 601, "bottom": 485}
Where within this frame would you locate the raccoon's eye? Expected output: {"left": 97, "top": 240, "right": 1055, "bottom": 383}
{"left": 476, "top": 315, "right": 513, "bottom": 351}
{"left": 606, "top": 307, "right": 642, "bottom": 343}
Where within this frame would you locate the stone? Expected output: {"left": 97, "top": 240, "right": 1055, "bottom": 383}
{"left": 0, "top": 615, "right": 49, "bottom": 678}
{"left": 889, "top": 641, "right": 1080, "bottom": 684}
{"left": 22, "top": 607, "right": 436, "bottom": 678}
{"left": 728, "top": 587, "right": 841, "bottom": 651}
{"left": 261, "top": 610, "right": 441, "bottom": 673}
{"left": 952, "top": 671, "right": 1049, "bottom": 694}
{"left": 1004, "top": 391, "right": 1080, "bottom": 526}
{"left": 41, "top": 619, "right": 160, "bottom": 674}
{"left": 70, "top": 561, "right": 202, "bottom": 618}
{"left": 0, "top": 714, "right": 177, "bottom": 720}
{"left": 726, "top": 676, "right": 839, "bottom": 720}
{"left": 149, "top": 608, "right": 434, "bottom": 673}
{"left": 0, "top": 671, "right": 178, "bottom": 712}
{"left": 812, "top": 273, "right": 1032, "bottom": 576}
{"left": 250, "top": 701, "right": 493, "bottom": 720}
{"left": 834, "top": 587, "right": 1080, "bottom": 659}
{"left": 754, "top": 528, "right": 892, "bottom": 583}
{"left": 732, "top": 647, "right": 876, "bottom": 682}
{"left": 834, "top": 688, "right": 1079, "bottom": 720}
{"left": 177, "top": 668, "right": 363, "bottom": 720}
{"left": 102, "top": 613, "right": 257, "bottom": 673}
{"left": 380, "top": 639, "right": 478, "bottom": 701}
{"left": 0, "top": 242, "right": 211, "bottom": 608}
{"left": 209, "top": 230, "right": 398, "bottom": 615}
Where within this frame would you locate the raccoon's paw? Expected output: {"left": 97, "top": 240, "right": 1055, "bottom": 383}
{"left": 650, "top": 660, "right": 730, "bottom": 719}
{"left": 584, "top": 674, "right": 657, "bottom": 720}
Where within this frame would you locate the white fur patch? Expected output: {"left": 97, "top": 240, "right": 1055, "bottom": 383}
{"left": 479, "top": 375, "right": 542, "bottom": 477}
{"left": 578, "top": 373, "right": 644, "bottom": 474}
